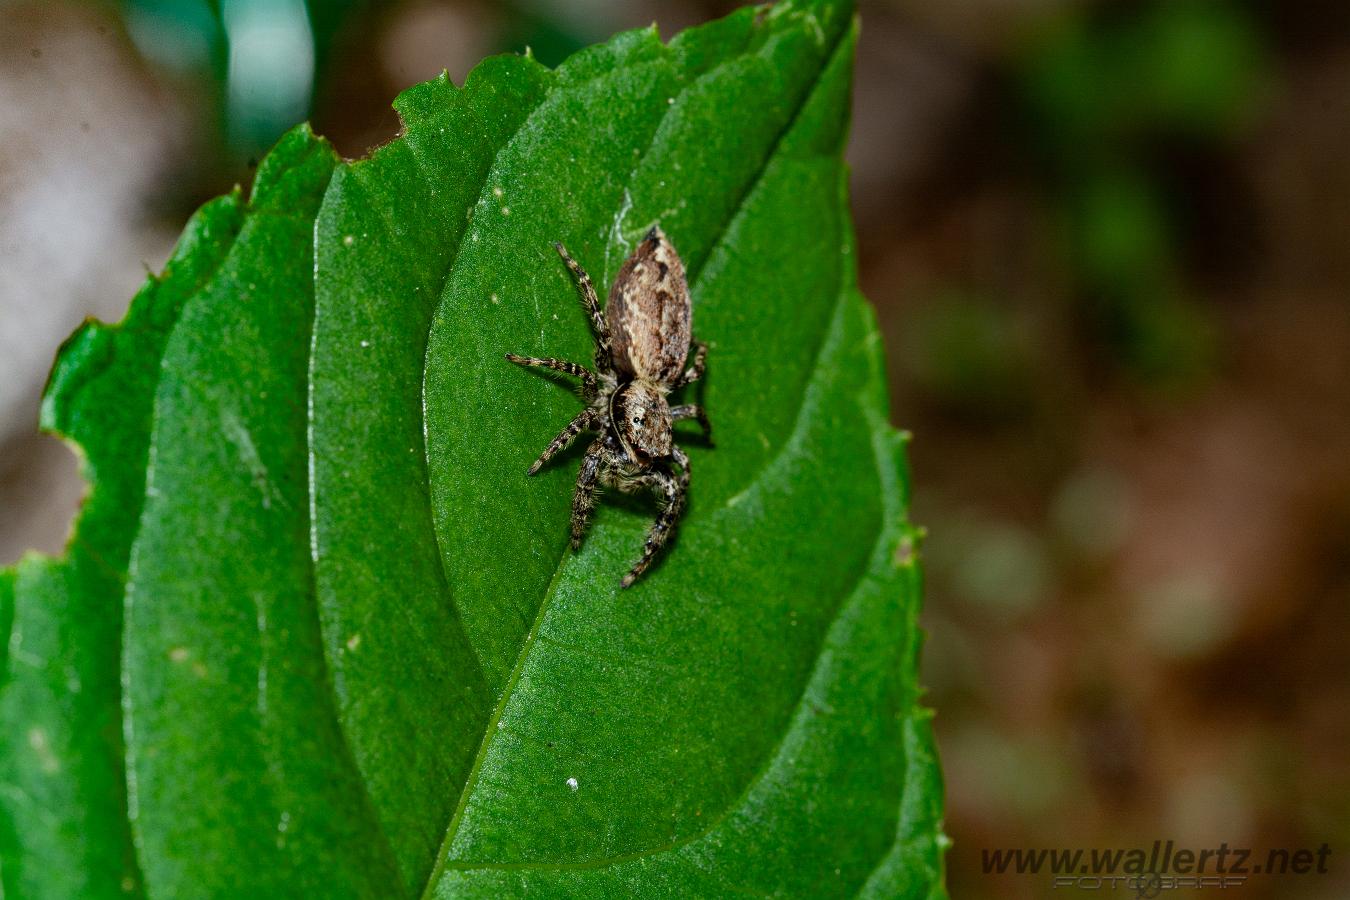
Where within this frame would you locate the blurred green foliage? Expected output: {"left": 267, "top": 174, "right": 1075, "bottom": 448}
{"left": 901, "top": 292, "right": 1035, "bottom": 421}
{"left": 1017, "top": 0, "right": 1266, "bottom": 387}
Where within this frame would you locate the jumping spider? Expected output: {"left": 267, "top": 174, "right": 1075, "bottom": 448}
{"left": 506, "top": 227, "right": 711, "bottom": 588}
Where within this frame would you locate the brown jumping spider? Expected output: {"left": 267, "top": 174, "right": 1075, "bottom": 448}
{"left": 506, "top": 227, "right": 711, "bottom": 588}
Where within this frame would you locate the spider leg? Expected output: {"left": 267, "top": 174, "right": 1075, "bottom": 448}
{"left": 554, "top": 242, "right": 614, "bottom": 373}
{"left": 527, "top": 408, "right": 597, "bottom": 476}
{"left": 620, "top": 456, "right": 690, "bottom": 588}
{"left": 669, "top": 404, "right": 712, "bottom": 445}
{"left": 675, "top": 340, "right": 707, "bottom": 387}
{"left": 570, "top": 438, "right": 605, "bottom": 550}
{"left": 505, "top": 353, "right": 597, "bottom": 397}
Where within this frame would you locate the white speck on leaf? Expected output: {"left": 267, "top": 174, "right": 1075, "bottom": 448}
{"left": 27, "top": 727, "right": 59, "bottom": 773}
{"left": 342, "top": 235, "right": 354, "bottom": 247}
{"left": 566, "top": 777, "right": 579, "bottom": 791}
{"left": 346, "top": 633, "right": 361, "bottom": 652}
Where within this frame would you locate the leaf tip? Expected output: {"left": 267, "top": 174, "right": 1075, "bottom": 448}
{"left": 246, "top": 123, "right": 338, "bottom": 214}
{"left": 39, "top": 319, "right": 109, "bottom": 435}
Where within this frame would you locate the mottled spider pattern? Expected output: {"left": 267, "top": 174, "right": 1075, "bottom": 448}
{"left": 505, "top": 227, "right": 711, "bottom": 588}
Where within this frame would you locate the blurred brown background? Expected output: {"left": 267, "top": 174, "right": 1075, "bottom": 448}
{"left": 1, "top": 1, "right": 1347, "bottom": 897}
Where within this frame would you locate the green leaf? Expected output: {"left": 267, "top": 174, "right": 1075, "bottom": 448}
{"left": 0, "top": 0, "right": 946, "bottom": 896}
{"left": 0, "top": 185, "right": 247, "bottom": 898}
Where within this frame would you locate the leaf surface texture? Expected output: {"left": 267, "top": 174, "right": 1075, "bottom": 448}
{"left": 0, "top": 2, "right": 945, "bottom": 896}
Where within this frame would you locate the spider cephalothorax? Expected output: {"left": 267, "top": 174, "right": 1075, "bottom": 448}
{"left": 506, "top": 226, "right": 711, "bottom": 587}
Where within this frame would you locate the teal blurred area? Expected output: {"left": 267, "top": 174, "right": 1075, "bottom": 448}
{"left": 1, "top": 1, "right": 1349, "bottom": 897}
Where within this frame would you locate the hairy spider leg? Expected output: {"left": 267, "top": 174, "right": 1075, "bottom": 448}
{"left": 504, "top": 353, "right": 597, "bottom": 398}
{"left": 526, "top": 408, "right": 598, "bottom": 476}
{"left": 675, "top": 340, "right": 708, "bottom": 388}
{"left": 570, "top": 438, "right": 605, "bottom": 549}
{"left": 620, "top": 448, "right": 691, "bottom": 588}
{"left": 669, "top": 404, "right": 713, "bottom": 444}
{"left": 554, "top": 242, "right": 613, "bottom": 372}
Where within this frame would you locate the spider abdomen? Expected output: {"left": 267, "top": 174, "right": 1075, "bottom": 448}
{"left": 606, "top": 227, "right": 691, "bottom": 381}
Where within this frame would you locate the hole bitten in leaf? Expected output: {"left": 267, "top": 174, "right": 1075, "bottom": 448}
{"left": 0, "top": 433, "right": 84, "bottom": 565}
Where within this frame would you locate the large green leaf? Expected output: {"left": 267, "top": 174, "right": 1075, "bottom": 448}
{"left": 0, "top": 0, "right": 945, "bottom": 896}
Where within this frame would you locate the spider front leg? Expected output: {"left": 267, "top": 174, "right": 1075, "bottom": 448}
{"left": 676, "top": 340, "right": 708, "bottom": 387}
{"left": 554, "top": 242, "right": 613, "bottom": 372}
{"left": 505, "top": 353, "right": 597, "bottom": 399}
{"left": 670, "top": 404, "right": 712, "bottom": 445}
{"left": 570, "top": 438, "right": 605, "bottom": 550}
{"left": 621, "top": 451, "right": 691, "bottom": 588}
{"left": 526, "top": 408, "right": 597, "bottom": 476}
